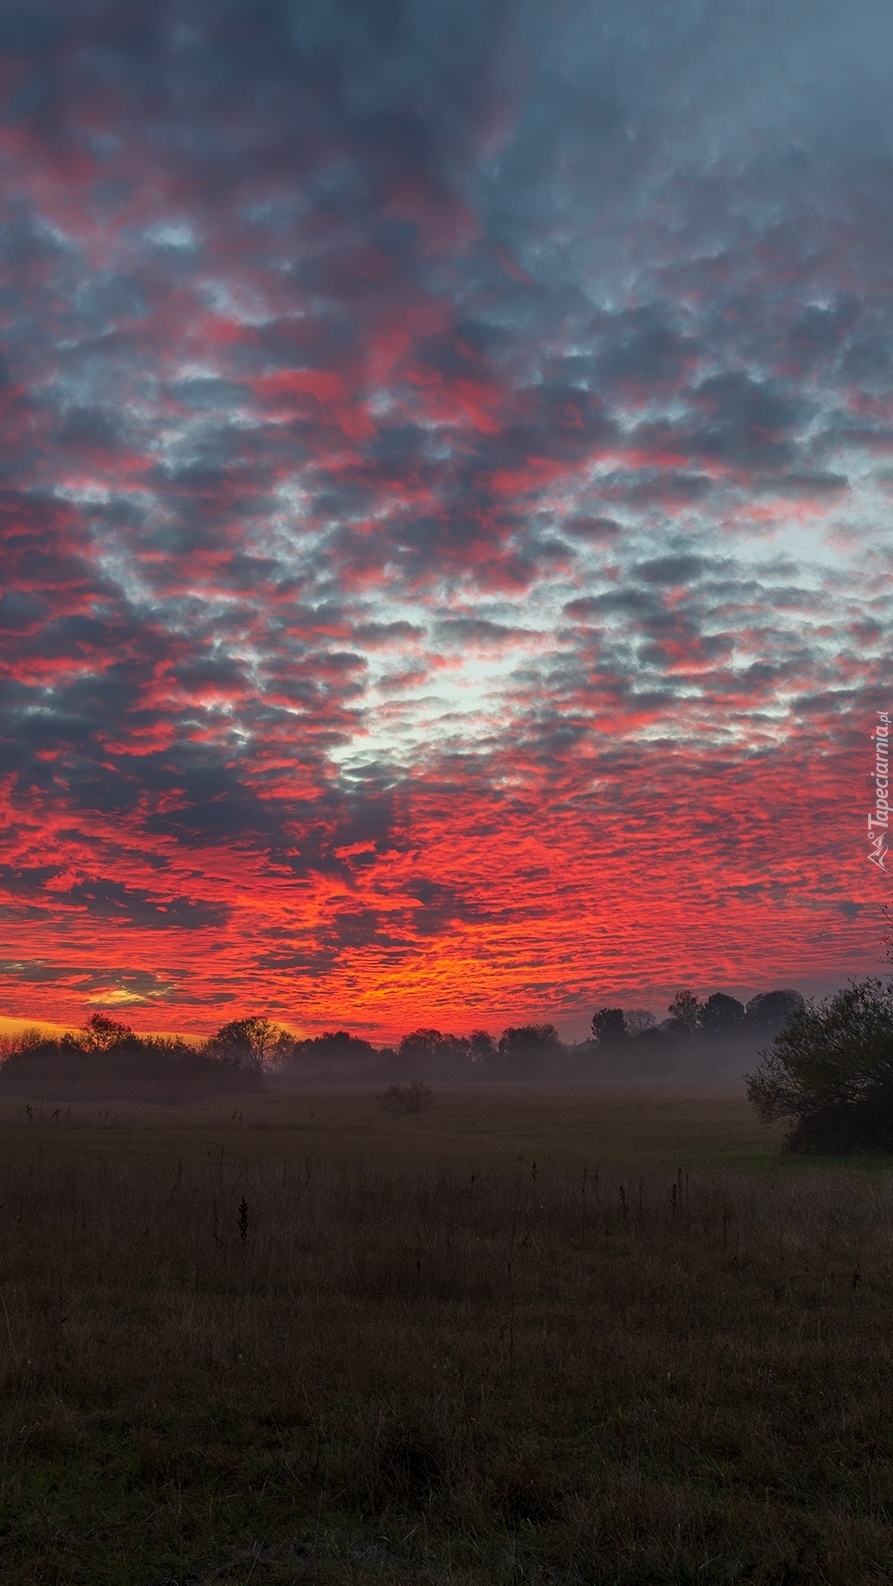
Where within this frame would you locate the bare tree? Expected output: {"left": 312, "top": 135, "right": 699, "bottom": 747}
{"left": 624, "top": 1009, "right": 656, "bottom": 1036}
{"left": 206, "top": 1017, "right": 293, "bottom": 1071}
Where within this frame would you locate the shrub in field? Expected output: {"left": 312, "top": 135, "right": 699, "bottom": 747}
{"left": 376, "top": 1080, "right": 434, "bottom": 1114}
{"left": 747, "top": 978, "right": 893, "bottom": 1153}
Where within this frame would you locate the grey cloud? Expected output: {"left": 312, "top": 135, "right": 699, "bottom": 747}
{"left": 255, "top": 945, "right": 339, "bottom": 975}
{"left": 434, "top": 617, "right": 534, "bottom": 646}
{"left": 560, "top": 516, "right": 621, "bottom": 542}
{"left": 0, "top": 961, "right": 189, "bottom": 996}
{"left": 353, "top": 620, "right": 425, "bottom": 645}
{"left": 56, "top": 407, "right": 121, "bottom": 448}
{"left": 634, "top": 556, "right": 706, "bottom": 586}
{"left": 0, "top": 591, "right": 48, "bottom": 630}
{"left": 564, "top": 590, "right": 655, "bottom": 619}
{"left": 0, "top": 9, "right": 60, "bottom": 54}
{"left": 171, "top": 378, "right": 247, "bottom": 411}
{"left": 0, "top": 961, "right": 87, "bottom": 984}
{"left": 752, "top": 472, "right": 849, "bottom": 497}
{"left": 377, "top": 664, "right": 430, "bottom": 693}
{"left": 0, "top": 864, "right": 62, "bottom": 896}
{"left": 65, "top": 879, "right": 229, "bottom": 930}
{"left": 841, "top": 335, "right": 893, "bottom": 388}
{"left": 789, "top": 301, "right": 856, "bottom": 366}
{"left": 622, "top": 473, "right": 713, "bottom": 506}
{"left": 408, "top": 876, "right": 483, "bottom": 934}
{"left": 688, "top": 374, "right": 805, "bottom": 468}
{"left": 596, "top": 310, "right": 696, "bottom": 388}
{"left": 328, "top": 909, "right": 382, "bottom": 948}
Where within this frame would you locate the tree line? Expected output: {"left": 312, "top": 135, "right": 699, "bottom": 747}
{"left": 0, "top": 985, "right": 806, "bottom": 1101}
{"left": 0, "top": 1016, "right": 264, "bottom": 1104}
{"left": 195, "top": 985, "right": 806, "bottom": 1082}
{"left": 591, "top": 988, "right": 805, "bottom": 1047}
{"left": 6, "top": 980, "right": 893, "bottom": 1155}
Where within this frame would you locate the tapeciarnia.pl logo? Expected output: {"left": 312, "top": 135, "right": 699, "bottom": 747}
{"left": 868, "top": 711, "right": 890, "bottom": 873}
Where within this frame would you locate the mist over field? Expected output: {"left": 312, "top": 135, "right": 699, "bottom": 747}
{"left": 0, "top": 985, "right": 806, "bottom": 1102}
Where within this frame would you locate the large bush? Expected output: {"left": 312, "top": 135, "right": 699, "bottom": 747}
{"left": 746, "top": 979, "right": 893, "bottom": 1153}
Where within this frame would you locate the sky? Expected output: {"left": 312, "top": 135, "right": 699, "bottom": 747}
{"left": 1, "top": 0, "right": 892, "bottom": 1042}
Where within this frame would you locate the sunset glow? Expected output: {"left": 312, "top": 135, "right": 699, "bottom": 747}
{"left": 1, "top": 0, "right": 891, "bottom": 1040}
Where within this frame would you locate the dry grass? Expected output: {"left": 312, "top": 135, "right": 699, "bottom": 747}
{"left": 0, "top": 1086, "right": 892, "bottom": 1583}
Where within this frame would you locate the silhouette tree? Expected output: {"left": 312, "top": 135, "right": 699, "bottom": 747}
{"left": 743, "top": 989, "right": 805, "bottom": 1038}
{"left": 398, "top": 1028, "right": 448, "bottom": 1069}
{"left": 469, "top": 1029, "right": 496, "bottom": 1065}
{"left": 206, "top": 1016, "right": 291, "bottom": 1070}
{"left": 81, "top": 1013, "right": 135, "bottom": 1050}
{"left": 591, "top": 1007, "right": 627, "bottom": 1047}
{"left": 667, "top": 990, "right": 700, "bottom": 1037}
{"left": 747, "top": 979, "right": 893, "bottom": 1153}
{"left": 497, "top": 1023, "right": 562, "bottom": 1078}
{"left": 286, "top": 1031, "right": 376, "bottom": 1074}
{"left": 395, "top": 1028, "right": 473, "bottom": 1078}
{"left": 698, "top": 993, "right": 745, "bottom": 1040}
{"left": 624, "top": 1009, "right": 656, "bottom": 1036}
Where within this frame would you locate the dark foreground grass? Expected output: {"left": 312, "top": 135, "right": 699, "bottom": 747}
{"left": 1, "top": 1087, "right": 893, "bottom": 1584}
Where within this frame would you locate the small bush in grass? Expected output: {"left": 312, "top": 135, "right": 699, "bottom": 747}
{"left": 375, "top": 1080, "right": 434, "bottom": 1114}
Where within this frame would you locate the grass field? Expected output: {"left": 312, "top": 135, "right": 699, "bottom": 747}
{"left": 0, "top": 1079, "right": 774, "bottom": 1171}
{"left": 2, "top": 1082, "right": 893, "bottom": 1585}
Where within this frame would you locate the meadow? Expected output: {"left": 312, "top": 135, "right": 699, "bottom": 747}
{"left": 1, "top": 1082, "right": 892, "bottom": 1585}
